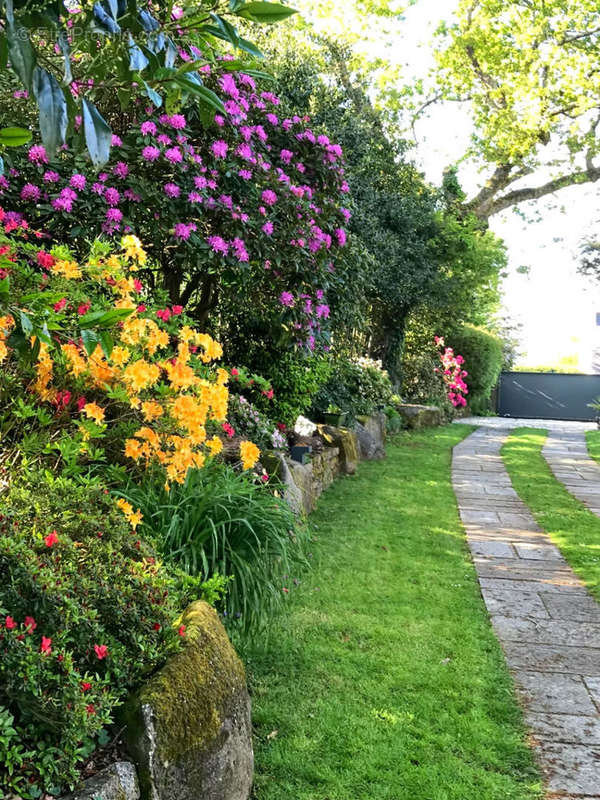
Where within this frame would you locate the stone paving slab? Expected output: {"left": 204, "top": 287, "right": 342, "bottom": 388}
{"left": 453, "top": 425, "right": 600, "bottom": 797}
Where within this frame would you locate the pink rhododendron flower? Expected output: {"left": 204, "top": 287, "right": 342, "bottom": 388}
{"left": 28, "top": 145, "right": 48, "bottom": 163}
{"left": 142, "top": 145, "right": 160, "bottom": 162}
{"left": 211, "top": 140, "right": 228, "bottom": 159}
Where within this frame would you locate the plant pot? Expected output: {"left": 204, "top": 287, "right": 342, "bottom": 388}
{"left": 290, "top": 445, "right": 312, "bottom": 464}
{"left": 322, "top": 412, "right": 347, "bottom": 427}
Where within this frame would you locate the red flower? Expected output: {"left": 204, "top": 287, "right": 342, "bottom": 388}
{"left": 76, "top": 396, "right": 87, "bottom": 412}
{"left": 55, "top": 390, "right": 71, "bottom": 408}
{"left": 44, "top": 530, "right": 59, "bottom": 548}
{"left": 53, "top": 298, "right": 67, "bottom": 312}
{"left": 262, "top": 388, "right": 274, "bottom": 400}
{"left": 77, "top": 302, "right": 91, "bottom": 316}
{"left": 86, "top": 704, "right": 96, "bottom": 715}
{"left": 230, "top": 368, "right": 239, "bottom": 377}
{"left": 136, "top": 304, "right": 147, "bottom": 313}
{"left": 37, "top": 251, "right": 55, "bottom": 269}
{"left": 24, "top": 616, "right": 37, "bottom": 633}
{"left": 178, "top": 625, "right": 186, "bottom": 637}
{"left": 133, "top": 279, "right": 143, "bottom": 293}
{"left": 156, "top": 308, "right": 171, "bottom": 322}
{"left": 261, "top": 473, "right": 269, "bottom": 483}
{"left": 94, "top": 643, "right": 108, "bottom": 660}
{"left": 153, "top": 622, "right": 161, "bottom": 631}
{"left": 222, "top": 422, "right": 235, "bottom": 439}
{"left": 5, "top": 616, "right": 16, "bottom": 630}
{"left": 172, "top": 304, "right": 183, "bottom": 315}
{"left": 40, "top": 636, "right": 52, "bottom": 655}
{"left": 81, "top": 682, "right": 92, "bottom": 692}
{"left": 277, "top": 422, "right": 287, "bottom": 432}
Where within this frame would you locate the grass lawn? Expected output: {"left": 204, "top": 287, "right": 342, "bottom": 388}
{"left": 244, "top": 426, "right": 542, "bottom": 800}
{"left": 503, "top": 428, "right": 600, "bottom": 599}
{"left": 586, "top": 430, "right": 600, "bottom": 466}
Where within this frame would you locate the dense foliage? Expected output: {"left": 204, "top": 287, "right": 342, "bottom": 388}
{"left": 447, "top": 324, "right": 504, "bottom": 415}
{"left": 0, "top": 473, "right": 193, "bottom": 797}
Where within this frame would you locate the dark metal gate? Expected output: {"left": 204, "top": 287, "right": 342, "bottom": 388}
{"left": 497, "top": 372, "right": 600, "bottom": 421}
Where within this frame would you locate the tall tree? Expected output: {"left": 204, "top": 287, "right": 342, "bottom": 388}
{"left": 425, "top": 0, "right": 600, "bottom": 220}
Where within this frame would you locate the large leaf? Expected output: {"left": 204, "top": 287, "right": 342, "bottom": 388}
{"left": 129, "top": 34, "right": 149, "bottom": 71}
{"left": 173, "top": 77, "right": 225, "bottom": 113}
{"left": 57, "top": 29, "right": 73, "bottom": 85}
{"left": 237, "top": 36, "right": 265, "bottom": 59}
{"left": 143, "top": 80, "right": 163, "bottom": 108}
{"left": 82, "top": 98, "right": 111, "bottom": 166}
{"left": 235, "top": 2, "right": 298, "bottom": 23}
{"left": 92, "top": 2, "right": 121, "bottom": 34}
{"left": 0, "top": 127, "right": 32, "bottom": 147}
{"left": 5, "top": 0, "right": 37, "bottom": 92}
{"left": 210, "top": 13, "right": 240, "bottom": 47}
{"left": 79, "top": 307, "right": 134, "bottom": 330}
{"left": 33, "top": 67, "right": 68, "bottom": 157}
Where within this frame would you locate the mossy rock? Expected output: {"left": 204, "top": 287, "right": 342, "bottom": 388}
{"left": 354, "top": 413, "right": 386, "bottom": 460}
{"left": 397, "top": 404, "right": 442, "bottom": 430}
{"left": 320, "top": 425, "right": 359, "bottom": 475}
{"left": 124, "top": 602, "right": 253, "bottom": 800}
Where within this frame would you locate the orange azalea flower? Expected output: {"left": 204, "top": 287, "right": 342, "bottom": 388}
{"left": 141, "top": 401, "right": 163, "bottom": 422}
{"left": 240, "top": 440, "right": 260, "bottom": 470}
{"left": 83, "top": 402, "right": 105, "bottom": 424}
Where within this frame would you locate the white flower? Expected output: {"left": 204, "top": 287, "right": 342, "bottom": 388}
{"left": 294, "top": 415, "right": 317, "bottom": 437}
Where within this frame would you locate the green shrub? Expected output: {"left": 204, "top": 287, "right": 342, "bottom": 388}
{"left": 256, "top": 353, "right": 333, "bottom": 426}
{"left": 447, "top": 324, "right": 504, "bottom": 414}
{"left": 313, "top": 357, "right": 394, "bottom": 422}
{"left": 121, "top": 463, "right": 309, "bottom": 634}
{"left": 400, "top": 315, "right": 453, "bottom": 413}
{"left": 0, "top": 473, "right": 187, "bottom": 798}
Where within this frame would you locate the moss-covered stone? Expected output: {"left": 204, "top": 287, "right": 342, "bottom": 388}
{"left": 397, "top": 404, "right": 442, "bottom": 430}
{"left": 320, "top": 425, "right": 359, "bottom": 475}
{"left": 355, "top": 413, "right": 386, "bottom": 460}
{"left": 125, "top": 601, "right": 253, "bottom": 800}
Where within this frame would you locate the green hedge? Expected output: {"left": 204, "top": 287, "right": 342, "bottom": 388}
{"left": 448, "top": 325, "right": 504, "bottom": 415}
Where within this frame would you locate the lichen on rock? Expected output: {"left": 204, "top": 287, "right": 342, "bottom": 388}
{"left": 125, "top": 601, "right": 253, "bottom": 800}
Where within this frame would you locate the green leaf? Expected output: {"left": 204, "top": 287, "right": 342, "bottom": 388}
{"left": 81, "top": 98, "right": 112, "bottom": 166}
{"left": 5, "top": 0, "right": 37, "bottom": 92}
{"left": 0, "top": 275, "right": 9, "bottom": 299}
{"left": 57, "top": 29, "right": 73, "bottom": 86}
{"left": 79, "top": 307, "right": 134, "bottom": 330}
{"left": 235, "top": 2, "right": 298, "bottom": 23}
{"left": 99, "top": 330, "right": 114, "bottom": 359}
{"left": 210, "top": 13, "right": 240, "bottom": 47}
{"left": 81, "top": 328, "right": 99, "bottom": 356}
{"left": 230, "top": 0, "right": 246, "bottom": 10}
{"left": 143, "top": 80, "right": 163, "bottom": 108}
{"left": 0, "top": 127, "right": 31, "bottom": 147}
{"left": 19, "top": 310, "right": 33, "bottom": 337}
{"left": 173, "top": 77, "right": 225, "bottom": 113}
{"left": 237, "top": 36, "right": 265, "bottom": 59}
{"left": 33, "top": 67, "right": 68, "bottom": 157}
{"left": 221, "top": 61, "right": 273, "bottom": 81}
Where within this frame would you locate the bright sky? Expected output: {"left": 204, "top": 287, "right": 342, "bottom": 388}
{"left": 294, "top": 0, "right": 600, "bottom": 370}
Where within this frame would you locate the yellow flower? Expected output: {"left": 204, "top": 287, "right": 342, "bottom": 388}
{"left": 0, "top": 340, "right": 7, "bottom": 363}
{"left": 163, "top": 359, "right": 197, "bottom": 391}
{"left": 83, "top": 402, "right": 105, "bottom": 424}
{"left": 110, "top": 346, "right": 131, "bottom": 367}
{"left": 240, "top": 440, "right": 260, "bottom": 470}
{"left": 121, "top": 234, "right": 147, "bottom": 264}
{"left": 124, "top": 439, "right": 144, "bottom": 461}
{"left": 62, "top": 343, "right": 87, "bottom": 377}
{"left": 122, "top": 359, "right": 160, "bottom": 392}
{"left": 116, "top": 498, "right": 143, "bottom": 530}
{"left": 206, "top": 436, "right": 223, "bottom": 456}
{"left": 141, "top": 401, "right": 164, "bottom": 422}
{"left": 51, "top": 259, "right": 81, "bottom": 279}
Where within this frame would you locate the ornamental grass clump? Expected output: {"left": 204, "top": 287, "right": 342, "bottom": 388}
{"left": 122, "top": 462, "right": 308, "bottom": 634}
{"left": 0, "top": 473, "right": 189, "bottom": 798}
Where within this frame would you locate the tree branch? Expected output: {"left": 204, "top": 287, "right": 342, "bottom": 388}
{"left": 470, "top": 163, "right": 600, "bottom": 219}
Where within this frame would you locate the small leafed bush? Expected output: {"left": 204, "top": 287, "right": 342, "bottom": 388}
{"left": 447, "top": 324, "right": 503, "bottom": 414}
{"left": 314, "top": 356, "right": 393, "bottom": 421}
{"left": 0, "top": 474, "right": 187, "bottom": 798}
{"left": 121, "top": 462, "right": 308, "bottom": 633}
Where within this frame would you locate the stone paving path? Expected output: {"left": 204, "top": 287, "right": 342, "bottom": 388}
{"left": 453, "top": 425, "right": 600, "bottom": 798}
{"left": 544, "top": 429, "right": 600, "bottom": 517}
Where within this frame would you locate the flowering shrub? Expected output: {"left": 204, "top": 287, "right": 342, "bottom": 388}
{"left": 2, "top": 66, "right": 351, "bottom": 353}
{"left": 313, "top": 356, "right": 394, "bottom": 421}
{"left": 0, "top": 474, "right": 190, "bottom": 797}
{"left": 434, "top": 336, "right": 468, "bottom": 408}
{"left": 228, "top": 394, "right": 286, "bottom": 453}
{"left": 0, "top": 225, "right": 259, "bottom": 485}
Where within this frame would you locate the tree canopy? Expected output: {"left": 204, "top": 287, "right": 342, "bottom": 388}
{"left": 427, "top": 0, "right": 600, "bottom": 219}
